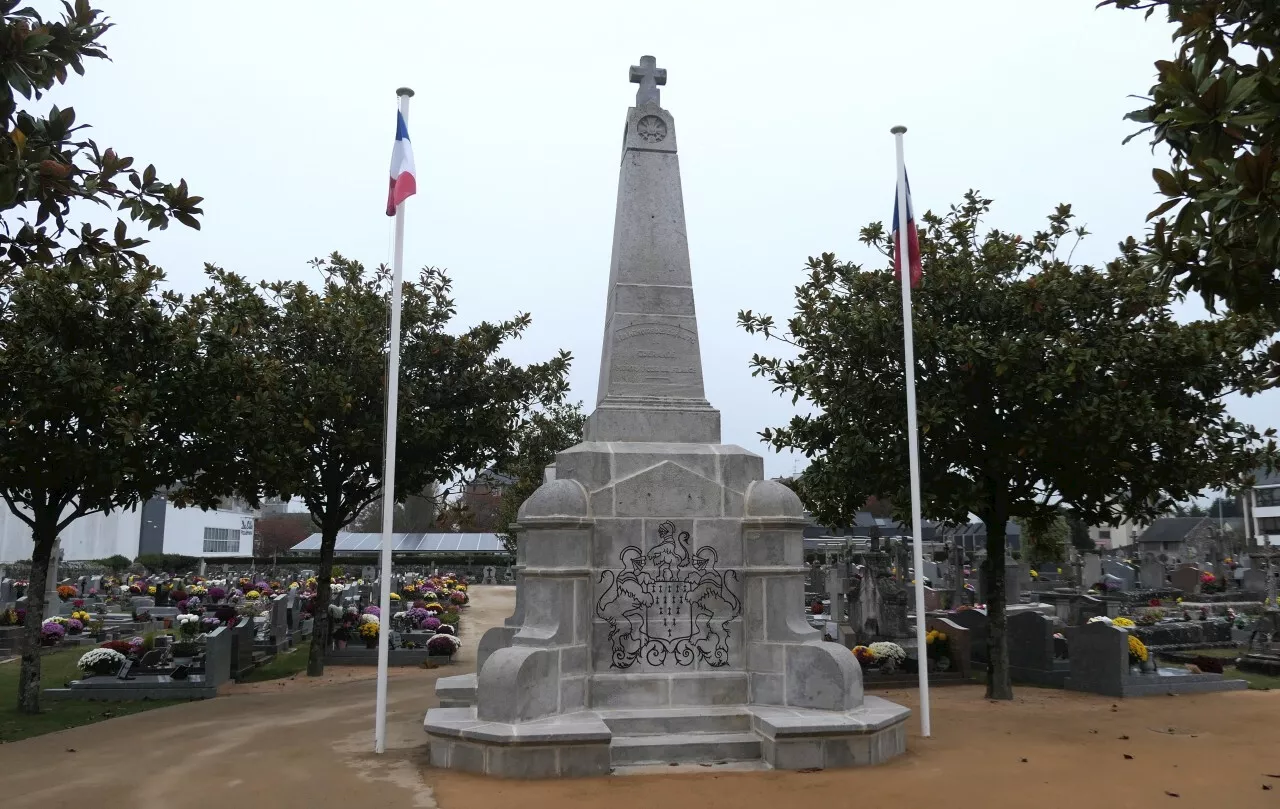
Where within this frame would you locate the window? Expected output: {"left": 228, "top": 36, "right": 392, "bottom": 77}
{"left": 1259, "top": 517, "right": 1280, "bottom": 535}
{"left": 1256, "top": 487, "right": 1280, "bottom": 508}
{"left": 1098, "top": 530, "right": 1112, "bottom": 540}
{"left": 203, "top": 526, "right": 240, "bottom": 554}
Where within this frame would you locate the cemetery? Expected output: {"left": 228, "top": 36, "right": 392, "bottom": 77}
{"left": 4, "top": 3, "right": 1280, "bottom": 808}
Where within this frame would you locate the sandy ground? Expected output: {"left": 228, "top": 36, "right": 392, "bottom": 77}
{"left": 2, "top": 587, "right": 1279, "bottom": 809}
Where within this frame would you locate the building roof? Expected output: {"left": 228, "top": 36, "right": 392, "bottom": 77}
{"left": 290, "top": 533, "right": 507, "bottom": 554}
{"left": 1137, "top": 517, "right": 1205, "bottom": 544}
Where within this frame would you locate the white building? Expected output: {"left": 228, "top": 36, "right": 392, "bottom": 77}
{"left": 1246, "top": 467, "right": 1280, "bottom": 548}
{"left": 0, "top": 496, "right": 255, "bottom": 563}
{"left": 1089, "top": 519, "right": 1140, "bottom": 550}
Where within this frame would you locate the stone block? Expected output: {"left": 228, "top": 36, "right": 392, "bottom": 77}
{"left": 524, "top": 528, "right": 591, "bottom": 569}
{"left": 612, "top": 461, "right": 723, "bottom": 518}
{"left": 590, "top": 674, "right": 669, "bottom": 708}
{"left": 430, "top": 739, "right": 453, "bottom": 768}
{"left": 560, "top": 676, "right": 586, "bottom": 713}
{"left": 747, "top": 642, "right": 783, "bottom": 672}
{"left": 691, "top": 519, "right": 743, "bottom": 566}
{"left": 749, "top": 672, "right": 784, "bottom": 705}
{"left": 745, "top": 576, "right": 766, "bottom": 641}
{"left": 785, "top": 643, "right": 860, "bottom": 712}
{"left": 487, "top": 745, "right": 560, "bottom": 779}
{"left": 554, "top": 444, "right": 614, "bottom": 493}
{"left": 745, "top": 529, "right": 790, "bottom": 566}
{"left": 716, "top": 446, "right": 764, "bottom": 495}
{"left": 477, "top": 625, "right": 517, "bottom": 673}
{"left": 611, "top": 443, "right": 719, "bottom": 483}
{"left": 476, "top": 646, "right": 560, "bottom": 723}
{"left": 517, "top": 578, "right": 574, "bottom": 644}
{"left": 557, "top": 744, "right": 613, "bottom": 777}
{"left": 770, "top": 738, "right": 824, "bottom": 770}
{"left": 669, "top": 673, "right": 748, "bottom": 705}
{"left": 611, "top": 283, "right": 696, "bottom": 317}
{"left": 448, "top": 741, "right": 487, "bottom": 774}
{"left": 593, "top": 518, "right": 642, "bottom": 568}
{"left": 560, "top": 644, "right": 588, "bottom": 675}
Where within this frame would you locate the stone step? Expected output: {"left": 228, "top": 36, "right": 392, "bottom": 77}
{"left": 601, "top": 707, "right": 752, "bottom": 737}
{"left": 610, "top": 732, "right": 762, "bottom": 767}
{"left": 435, "top": 673, "right": 478, "bottom": 708}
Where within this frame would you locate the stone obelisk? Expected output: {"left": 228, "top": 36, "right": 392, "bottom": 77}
{"left": 587, "top": 54, "right": 720, "bottom": 444}
{"left": 424, "top": 56, "right": 909, "bottom": 779}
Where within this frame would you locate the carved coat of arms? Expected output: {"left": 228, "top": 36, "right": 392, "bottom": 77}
{"left": 596, "top": 520, "right": 741, "bottom": 668}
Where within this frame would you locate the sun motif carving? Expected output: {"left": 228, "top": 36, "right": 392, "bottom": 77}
{"left": 636, "top": 115, "right": 668, "bottom": 143}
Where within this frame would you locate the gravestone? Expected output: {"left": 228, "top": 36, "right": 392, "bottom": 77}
{"left": 362, "top": 566, "right": 376, "bottom": 582}
{"left": 482, "top": 566, "right": 497, "bottom": 585}
{"left": 1139, "top": 560, "right": 1165, "bottom": 590}
{"left": 43, "top": 540, "right": 62, "bottom": 621}
{"left": 1007, "top": 611, "right": 1070, "bottom": 687}
{"left": 229, "top": 617, "right": 254, "bottom": 680}
{"left": 0, "top": 578, "right": 13, "bottom": 607}
{"left": 921, "top": 560, "right": 940, "bottom": 584}
{"left": 1101, "top": 560, "right": 1135, "bottom": 591}
{"left": 1242, "top": 568, "right": 1267, "bottom": 593}
{"left": 949, "top": 609, "right": 989, "bottom": 665}
{"left": 203, "top": 625, "right": 233, "bottom": 688}
{"left": 1063, "top": 622, "right": 1131, "bottom": 698}
{"left": 1169, "top": 564, "right": 1201, "bottom": 595}
{"left": 1071, "top": 594, "right": 1109, "bottom": 625}
{"left": 424, "top": 57, "right": 909, "bottom": 778}
{"left": 1083, "top": 555, "right": 1102, "bottom": 587}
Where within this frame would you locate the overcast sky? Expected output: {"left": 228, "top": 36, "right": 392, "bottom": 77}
{"left": 49, "top": 1, "right": 1278, "bottom": 479}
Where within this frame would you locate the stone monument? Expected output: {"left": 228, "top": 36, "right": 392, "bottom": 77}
{"left": 424, "top": 56, "right": 909, "bottom": 778}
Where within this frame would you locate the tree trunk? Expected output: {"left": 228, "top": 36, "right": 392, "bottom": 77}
{"left": 17, "top": 512, "right": 57, "bottom": 714}
{"left": 983, "top": 508, "right": 1013, "bottom": 700}
{"left": 307, "top": 523, "right": 338, "bottom": 677}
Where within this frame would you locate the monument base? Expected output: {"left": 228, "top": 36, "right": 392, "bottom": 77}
{"left": 424, "top": 698, "right": 910, "bottom": 777}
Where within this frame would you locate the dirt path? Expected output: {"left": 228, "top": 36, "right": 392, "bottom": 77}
{"left": 4, "top": 588, "right": 1279, "bottom": 809}
{"left": 0, "top": 586, "right": 516, "bottom": 809}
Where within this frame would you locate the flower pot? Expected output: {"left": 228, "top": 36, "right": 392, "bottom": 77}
{"left": 335, "top": 639, "right": 347, "bottom": 650}
{"left": 935, "top": 657, "right": 951, "bottom": 672}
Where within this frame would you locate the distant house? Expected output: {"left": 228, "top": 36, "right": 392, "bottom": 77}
{"left": 933, "top": 521, "right": 1022, "bottom": 555}
{"left": 1245, "top": 466, "right": 1280, "bottom": 548}
{"left": 1089, "top": 519, "right": 1140, "bottom": 550}
{"left": 1134, "top": 516, "right": 1244, "bottom": 562}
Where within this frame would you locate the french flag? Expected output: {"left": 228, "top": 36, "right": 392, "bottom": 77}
{"left": 386, "top": 111, "right": 417, "bottom": 216}
{"left": 892, "top": 173, "right": 922, "bottom": 288}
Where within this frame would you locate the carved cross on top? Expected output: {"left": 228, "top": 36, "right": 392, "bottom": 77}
{"left": 629, "top": 55, "right": 666, "bottom": 106}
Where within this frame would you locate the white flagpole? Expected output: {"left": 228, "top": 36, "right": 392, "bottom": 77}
{"left": 375, "top": 86, "right": 414, "bottom": 755}
{"left": 892, "top": 124, "right": 931, "bottom": 738}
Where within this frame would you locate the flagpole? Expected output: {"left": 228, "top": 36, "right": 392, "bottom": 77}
{"left": 375, "top": 86, "right": 414, "bottom": 755}
{"left": 892, "top": 124, "right": 931, "bottom": 738}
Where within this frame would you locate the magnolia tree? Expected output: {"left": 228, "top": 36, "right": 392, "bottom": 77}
{"left": 180, "top": 254, "right": 572, "bottom": 676}
{"left": 739, "top": 192, "right": 1277, "bottom": 699}
{"left": 493, "top": 401, "right": 586, "bottom": 553}
{"left": 1105, "top": 0, "right": 1280, "bottom": 325}
{"left": 0, "top": 3, "right": 203, "bottom": 714}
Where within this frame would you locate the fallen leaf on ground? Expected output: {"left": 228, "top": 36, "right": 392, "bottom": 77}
{"left": 1124, "top": 754, "right": 1134, "bottom": 760}
{"left": 1165, "top": 791, "right": 1180, "bottom": 798}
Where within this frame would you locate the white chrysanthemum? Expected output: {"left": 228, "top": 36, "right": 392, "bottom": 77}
{"left": 868, "top": 641, "right": 906, "bottom": 663}
{"left": 77, "top": 647, "right": 125, "bottom": 673}
{"left": 1087, "top": 615, "right": 1114, "bottom": 625}
{"left": 360, "top": 614, "right": 379, "bottom": 625}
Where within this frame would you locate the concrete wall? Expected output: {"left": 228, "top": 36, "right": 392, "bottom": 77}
{"left": 0, "top": 504, "right": 142, "bottom": 563}
{"left": 1090, "top": 520, "right": 1139, "bottom": 549}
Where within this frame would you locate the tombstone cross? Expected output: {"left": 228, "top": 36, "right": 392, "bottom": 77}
{"left": 629, "top": 55, "right": 667, "bottom": 106}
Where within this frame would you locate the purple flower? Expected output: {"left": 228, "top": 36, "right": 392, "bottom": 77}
{"left": 41, "top": 621, "right": 66, "bottom": 638}
{"left": 422, "top": 615, "right": 441, "bottom": 631}
{"left": 65, "top": 618, "right": 83, "bottom": 633}
{"left": 435, "top": 623, "right": 456, "bottom": 636}
{"left": 200, "top": 615, "right": 222, "bottom": 629}
{"left": 426, "top": 634, "right": 458, "bottom": 655}
{"left": 362, "top": 605, "right": 381, "bottom": 617}
{"left": 208, "top": 586, "right": 226, "bottom": 601}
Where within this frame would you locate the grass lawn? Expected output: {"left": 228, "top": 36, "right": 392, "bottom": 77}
{"left": 0, "top": 648, "right": 186, "bottom": 743}
{"left": 1169, "top": 646, "right": 1280, "bottom": 690}
{"left": 239, "top": 641, "right": 312, "bottom": 683}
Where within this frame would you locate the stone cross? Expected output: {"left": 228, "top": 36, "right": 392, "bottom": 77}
{"left": 629, "top": 55, "right": 666, "bottom": 106}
